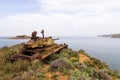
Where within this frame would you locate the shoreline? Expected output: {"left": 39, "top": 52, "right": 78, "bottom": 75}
{"left": 6, "top": 35, "right": 30, "bottom": 39}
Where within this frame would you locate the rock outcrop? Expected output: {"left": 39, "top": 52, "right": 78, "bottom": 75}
{"left": 8, "top": 35, "right": 30, "bottom": 39}
{"left": 98, "top": 33, "right": 120, "bottom": 38}
{"left": 50, "top": 59, "right": 71, "bottom": 71}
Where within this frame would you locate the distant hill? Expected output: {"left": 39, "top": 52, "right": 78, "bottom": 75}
{"left": 8, "top": 35, "right": 30, "bottom": 39}
{"left": 98, "top": 33, "right": 120, "bottom": 38}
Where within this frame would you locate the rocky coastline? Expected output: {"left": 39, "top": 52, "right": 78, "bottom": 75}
{"left": 98, "top": 33, "right": 120, "bottom": 38}
{"left": 0, "top": 44, "right": 120, "bottom": 80}
{"left": 8, "top": 35, "right": 30, "bottom": 39}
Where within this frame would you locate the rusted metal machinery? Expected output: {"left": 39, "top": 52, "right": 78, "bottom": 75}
{"left": 9, "top": 30, "right": 67, "bottom": 62}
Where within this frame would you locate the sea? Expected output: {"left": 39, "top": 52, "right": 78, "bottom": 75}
{"left": 0, "top": 37, "right": 120, "bottom": 71}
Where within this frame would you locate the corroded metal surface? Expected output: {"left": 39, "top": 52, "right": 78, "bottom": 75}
{"left": 8, "top": 30, "right": 68, "bottom": 62}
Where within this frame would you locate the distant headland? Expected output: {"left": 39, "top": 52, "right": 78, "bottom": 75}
{"left": 8, "top": 35, "right": 30, "bottom": 39}
{"left": 98, "top": 33, "right": 120, "bottom": 38}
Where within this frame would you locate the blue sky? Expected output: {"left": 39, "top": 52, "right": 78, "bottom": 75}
{"left": 0, "top": 0, "right": 39, "bottom": 17}
{"left": 0, "top": 0, "right": 120, "bottom": 36}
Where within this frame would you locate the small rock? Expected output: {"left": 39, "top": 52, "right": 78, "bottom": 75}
{"left": 13, "top": 76, "right": 21, "bottom": 80}
{"left": 79, "top": 77, "right": 86, "bottom": 80}
{"left": 22, "top": 72, "right": 29, "bottom": 79}
{"left": 97, "top": 70, "right": 113, "bottom": 80}
{"left": 50, "top": 59, "right": 71, "bottom": 71}
{"left": 22, "top": 70, "right": 34, "bottom": 79}
{"left": 29, "top": 70, "right": 34, "bottom": 76}
{"left": 74, "top": 62, "right": 86, "bottom": 69}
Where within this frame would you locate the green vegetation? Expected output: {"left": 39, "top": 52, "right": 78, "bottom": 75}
{"left": 0, "top": 44, "right": 44, "bottom": 80}
{"left": 58, "top": 49, "right": 78, "bottom": 59}
{"left": 69, "top": 69, "right": 91, "bottom": 80}
{"left": 0, "top": 44, "right": 120, "bottom": 80}
{"left": 59, "top": 68, "right": 68, "bottom": 75}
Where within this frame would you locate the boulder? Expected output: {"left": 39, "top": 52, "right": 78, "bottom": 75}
{"left": 94, "top": 70, "right": 113, "bottom": 80}
{"left": 50, "top": 59, "right": 71, "bottom": 71}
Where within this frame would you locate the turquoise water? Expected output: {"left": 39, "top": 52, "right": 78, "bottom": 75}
{"left": 0, "top": 37, "right": 120, "bottom": 71}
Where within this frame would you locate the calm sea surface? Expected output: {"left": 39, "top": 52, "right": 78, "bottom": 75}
{"left": 0, "top": 37, "right": 120, "bottom": 71}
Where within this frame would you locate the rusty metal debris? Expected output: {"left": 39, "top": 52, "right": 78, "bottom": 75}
{"left": 8, "top": 30, "right": 68, "bottom": 62}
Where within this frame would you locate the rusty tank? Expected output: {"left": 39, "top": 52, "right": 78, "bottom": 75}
{"left": 9, "top": 30, "right": 68, "bottom": 62}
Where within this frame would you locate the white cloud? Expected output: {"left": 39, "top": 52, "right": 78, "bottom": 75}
{"left": 39, "top": 0, "right": 120, "bottom": 16}
{"left": 39, "top": 0, "right": 104, "bottom": 14}
{"left": 0, "top": 0, "right": 120, "bottom": 36}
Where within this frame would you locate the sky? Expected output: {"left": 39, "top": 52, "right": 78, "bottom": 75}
{"left": 0, "top": 0, "right": 120, "bottom": 36}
